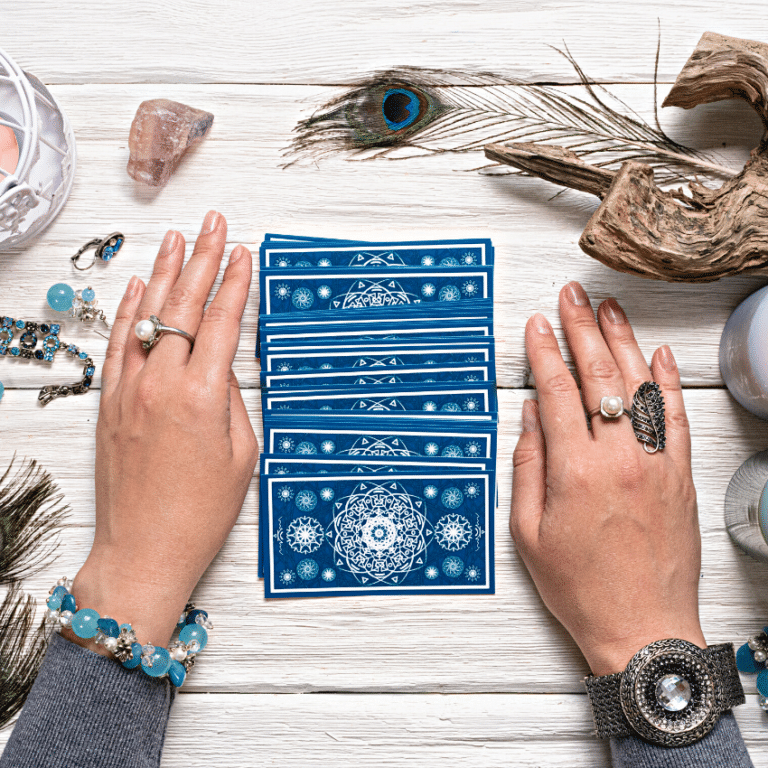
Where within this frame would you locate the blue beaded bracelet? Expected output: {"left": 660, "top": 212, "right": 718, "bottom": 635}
{"left": 45, "top": 578, "right": 213, "bottom": 688}
{"left": 735, "top": 626, "right": 768, "bottom": 711}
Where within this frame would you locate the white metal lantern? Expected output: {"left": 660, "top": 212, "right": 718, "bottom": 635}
{"left": 0, "top": 46, "right": 76, "bottom": 249}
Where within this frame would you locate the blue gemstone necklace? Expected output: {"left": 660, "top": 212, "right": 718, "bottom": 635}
{"left": 0, "top": 316, "right": 95, "bottom": 405}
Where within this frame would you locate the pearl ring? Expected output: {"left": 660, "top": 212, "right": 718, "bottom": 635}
{"left": 134, "top": 315, "right": 195, "bottom": 352}
{"left": 588, "top": 395, "right": 631, "bottom": 421}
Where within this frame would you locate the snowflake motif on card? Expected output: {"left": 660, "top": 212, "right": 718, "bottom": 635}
{"left": 464, "top": 375, "right": 479, "bottom": 382}
{"left": 462, "top": 397, "right": 480, "bottom": 412}
{"left": 321, "top": 568, "right": 336, "bottom": 582}
{"left": 434, "top": 514, "right": 472, "bottom": 551}
{"left": 424, "top": 485, "right": 439, "bottom": 499}
{"left": 276, "top": 405, "right": 291, "bottom": 411}
{"left": 296, "top": 441, "right": 318, "bottom": 455}
{"left": 343, "top": 435, "right": 417, "bottom": 456}
{"left": 439, "top": 285, "right": 461, "bottom": 302}
{"left": 320, "top": 440, "right": 336, "bottom": 454}
{"left": 317, "top": 258, "right": 332, "bottom": 267}
{"left": 424, "top": 565, "right": 439, "bottom": 580}
{"left": 461, "top": 252, "right": 477, "bottom": 265}
{"left": 338, "top": 278, "right": 416, "bottom": 309}
{"left": 439, "top": 256, "right": 459, "bottom": 266}
{"left": 277, "top": 485, "right": 294, "bottom": 502}
{"left": 442, "top": 556, "right": 464, "bottom": 578}
{"left": 274, "top": 283, "right": 292, "bottom": 300}
{"left": 422, "top": 401, "right": 437, "bottom": 412}
{"left": 296, "top": 261, "right": 312, "bottom": 268}
{"left": 465, "top": 442, "right": 481, "bottom": 456}
{"left": 425, "top": 359, "right": 436, "bottom": 365}
{"left": 278, "top": 437, "right": 295, "bottom": 452}
{"left": 465, "top": 356, "right": 479, "bottom": 363}
{"left": 441, "top": 487, "right": 464, "bottom": 509}
{"left": 424, "top": 442, "right": 439, "bottom": 456}
{"left": 286, "top": 516, "right": 324, "bottom": 554}
{"left": 274, "top": 466, "right": 290, "bottom": 475}
{"left": 292, "top": 287, "right": 315, "bottom": 310}
{"left": 280, "top": 570, "right": 297, "bottom": 585}
{"left": 421, "top": 255, "right": 435, "bottom": 266}
{"left": 317, "top": 285, "right": 332, "bottom": 300}
{"left": 441, "top": 445, "right": 464, "bottom": 458}
{"left": 462, "top": 280, "right": 479, "bottom": 297}
{"left": 329, "top": 481, "right": 432, "bottom": 586}
{"left": 276, "top": 257, "right": 291, "bottom": 267}
{"left": 297, "top": 559, "right": 319, "bottom": 580}
{"left": 320, "top": 487, "right": 335, "bottom": 502}
{"left": 464, "top": 482, "right": 480, "bottom": 499}
{"left": 276, "top": 362, "right": 292, "bottom": 372}
{"left": 320, "top": 405, "right": 332, "bottom": 411}
{"left": 421, "top": 283, "right": 436, "bottom": 298}
{"left": 440, "top": 402, "right": 461, "bottom": 412}
{"left": 320, "top": 363, "right": 333, "bottom": 370}
{"left": 295, "top": 490, "right": 318, "bottom": 512}
{"left": 465, "top": 564, "right": 481, "bottom": 582}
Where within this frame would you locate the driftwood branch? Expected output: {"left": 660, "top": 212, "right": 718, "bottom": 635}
{"left": 485, "top": 32, "right": 768, "bottom": 282}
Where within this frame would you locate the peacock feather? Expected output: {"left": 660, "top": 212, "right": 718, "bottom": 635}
{"left": 285, "top": 47, "right": 736, "bottom": 187}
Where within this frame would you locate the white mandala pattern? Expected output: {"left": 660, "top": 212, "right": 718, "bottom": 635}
{"left": 280, "top": 569, "right": 296, "bottom": 585}
{"left": 295, "top": 490, "right": 318, "bottom": 512}
{"left": 424, "top": 565, "right": 439, "bottom": 580}
{"left": 434, "top": 514, "right": 472, "bottom": 551}
{"left": 276, "top": 362, "right": 292, "bottom": 372}
{"left": 439, "top": 285, "right": 461, "bottom": 302}
{"left": 422, "top": 401, "right": 437, "bottom": 412}
{"left": 274, "top": 466, "right": 289, "bottom": 475}
{"left": 461, "top": 252, "right": 477, "bottom": 265}
{"left": 338, "top": 278, "right": 416, "bottom": 309}
{"left": 292, "top": 287, "right": 314, "bottom": 310}
{"left": 320, "top": 440, "right": 336, "bottom": 454}
{"left": 464, "top": 482, "right": 480, "bottom": 498}
{"left": 318, "top": 258, "right": 332, "bottom": 267}
{"left": 424, "top": 442, "right": 439, "bottom": 456}
{"left": 276, "top": 257, "right": 291, "bottom": 267}
{"left": 296, "top": 261, "right": 312, "bottom": 268}
{"left": 320, "top": 363, "right": 333, "bottom": 369}
{"left": 442, "top": 445, "right": 464, "bottom": 457}
{"left": 329, "top": 481, "right": 431, "bottom": 586}
{"left": 421, "top": 283, "right": 436, "bottom": 298}
{"left": 274, "top": 284, "right": 291, "bottom": 300}
{"left": 286, "top": 516, "right": 324, "bottom": 554}
{"left": 297, "top": 558, "right": 319, "bottom": 580}
{"left": 465, "top": 565, "right": 481, "bottom": 582}
{"left": 321, "top": 568, "right": 336, "bottom": 582}
{"left": 296, "top": 441, "right": 318, "bottom": 455}
{"left": 343, "top": 435, "right": 417, "bottom": 456}
{"left": 440, "top": 402, "right": 461, "bottom": 412}
{"left": 278, "top": 437, "right": 295, "bottom": 452}
{"left": 320, "top": 487, "right": 335, "bottom": 502}
{"left": 441, "top": 487, "right": 464, "bottom": 509}
{"left": 440, "top": 257, "right": 459, "bottom": 266}
{"left": 421, "top": 255, "right": 435, "bottom": 266}
{"left": 424, "top": 485, "right": 438, "bottom": 499}
{"left": 317, "top": 285, "right": 332, "bottom": 300}
{"left": 442, "top": 556, "right": 464, "bottom": 578}
{"left": 277, "top": 485, "right": 294, "bottom": 502}
{"left": 462, "top": 280, "right": 479, "bottom": 297}
{"left": 463, "top": 397, "right": 480, "bottom": 412}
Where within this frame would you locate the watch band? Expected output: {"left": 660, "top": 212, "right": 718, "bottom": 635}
{"left": 584, "top": 642, "right": 744, "bottom": 744}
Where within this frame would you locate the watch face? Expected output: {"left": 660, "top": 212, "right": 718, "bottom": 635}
{"left": 620, "top": 639, "right": 719, "bottom": 747}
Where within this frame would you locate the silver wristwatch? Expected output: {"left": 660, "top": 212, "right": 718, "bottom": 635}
{"left": 584, "top": 639, "right": 745, "bottom": 747}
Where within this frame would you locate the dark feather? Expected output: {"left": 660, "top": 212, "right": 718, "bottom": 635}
{"left": 0, "top": 583, "right": 49, "bottom": 729}
{"left": 284, "top": 54, "right": 736, "bottom": 186}
{"left": 0, "top": 456, "right": 68, "bottom": 584}
{"left": 631, "top": 382, "right": 666, "bottom": 454}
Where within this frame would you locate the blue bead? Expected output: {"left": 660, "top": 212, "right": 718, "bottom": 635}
{"left": 758, "top": 670, "right": 768, "bottom": 697}
{"left": 96, "top": 617, "right": 119, "bottom": 637}
{"left": 52, "top": 586, "right": 67, "bottom": 600}
{"left": 78, "top": 352, "right": 88, "bottom": 360}
{"left": 10, "top": 347, "right": 19, "bottom": 356}
{"left": 168, "top": 660, "right": 187, "bottom": 687}
{"left": 179, "top": 624, "right": 208, "bottom": 652}
{"left": 1, "top": 317, "right": 11, "bottom": 327}
{"left": 142, "top": 647, "right": 171, "bottom": 677}
{"left": 736, "top": 643, "right": 764, "bottom": 673}
{"left": 0, "top": 382, "right": 4, "bottom": 400}
{"left": 50, "top": 324, "right": 60, "bottom": 334}
{"left": 47, "top": 283, "right": 75, "bottom": 312}
{"left": 71, "top": 609, "right": 100, "bottom": 639}
{"left": 61, "top": 593, "right": 77, "bottom": 613}
{"left": 85, "top": 366, "right": 95, "bottom": 376}
{"left": 82, "top": 288, "right": 96, "bottom": 302}
{"left": 14, "top": 320, "right": 23, "bottom": 329}
{"left": 46, "top": 593, "right": 62, "bottom": 610}
{"left": 122, "top": 642, "right": 143, "bottom": 669}
{"left": 185, "top": 609, "right": 208, "bottom": 626}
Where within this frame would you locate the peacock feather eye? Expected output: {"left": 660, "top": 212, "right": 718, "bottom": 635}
{"left": 381, "top": 88, "right": 422, "bottom": 130}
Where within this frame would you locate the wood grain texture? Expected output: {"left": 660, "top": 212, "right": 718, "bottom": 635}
{"left": 3, "top": 3, "right": 768, "bottom": 764}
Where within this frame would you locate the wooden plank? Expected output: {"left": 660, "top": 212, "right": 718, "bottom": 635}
{"left": 3, "top": 2, "right": 768, "bottom": 84}
{"left": 3, "top": 386, "right": 767, "bottom": 693}
{"left": 3, "top": 692, "right": 768, "bottom": 766}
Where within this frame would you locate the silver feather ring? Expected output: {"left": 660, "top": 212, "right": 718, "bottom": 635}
{"left": 631, "top": 382, "right": 666, "bottom": 453}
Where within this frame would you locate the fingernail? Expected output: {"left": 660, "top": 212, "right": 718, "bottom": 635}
{"left": 201, "top": 210, "right": 221, "bottom": 235}
{"left": 125, "top": 275, "right": 139, "bottom": 299}
{"left": 531, "top": 313, "right": 552, "bottom": 335}
{"left": 229, "top": 244, "right": 246, "bottom": 264}
{"left": 159, "top": 230, "right": 179, "bottom": 256}
{"left": 522, "top": 399, "right": 538, "bottom": 433}
{"left": 564, "top": 281, "right": 589, "bottom": 306}
{"left": 602, "top": 298, "right": 627, "bottom": 325}
{"left": 659, "top": 345, "right": 677, "bottom": 371}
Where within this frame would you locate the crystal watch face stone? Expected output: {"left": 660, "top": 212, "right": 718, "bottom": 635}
{"left": 656, "top": 674, "right": 692, "bottom": 711}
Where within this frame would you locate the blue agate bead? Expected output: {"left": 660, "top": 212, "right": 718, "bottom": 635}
{"left": 96, "top": 617, "right": 119, "bottom": 638}
{"left": 185, "top": 609, "right": 208, "bottom": 626}
{"left": 758, "top": 670, "right": 768, "bottom": 697}
{"left": 179, "top": 624, "right": 208, "bottom": 652}
{"left": 122, "top": 642, "right": 143, "bottom": 669}
{"left": 47, "top": 283, "right": 75, "bottom": 312}
{"left": 71, "top": 609, "right": 100, "bottom": 639}
{"left": 142, "top": 647, "right": 171, "bottom": 677}
{"left": 736, "top": 643, "right": 765, "bottom": 674}
{"left": 51, "top": 585, "right": 67, "bottom": 600}
{"left": 46, "top": 593, "right": 62, "bottom": 610}
{"left": 82, "top": 287, "right": 96, "bottom": 303}
{"left": 61, "top": 593, "right": 77, "bottom": 613}
{"left": 168, "top": 660, "right": 187, "bottom": 688}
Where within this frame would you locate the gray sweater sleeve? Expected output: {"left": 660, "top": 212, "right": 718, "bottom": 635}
{"left": 0, "top": 633, "right": 175, "bottom": 768}
{"left": 610, "top": 712, "right": 754, "bottom": 768}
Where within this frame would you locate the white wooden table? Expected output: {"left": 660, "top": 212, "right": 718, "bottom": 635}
{"left": 2, "top": 2, "right": 768, "bottom": 765}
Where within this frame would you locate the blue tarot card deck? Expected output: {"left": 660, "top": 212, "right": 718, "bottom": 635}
{"left": 254, "top": 233, "right": 498, "bottom": 598}
{"left": 261, "top": 472, "right": 495, "bottom": 597}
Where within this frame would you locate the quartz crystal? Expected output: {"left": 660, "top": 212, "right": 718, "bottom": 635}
{"left": 655, "top": 674, "right": 692, "bottom": 712}
{"left": 127, "top": 99, "right": 214, "bottom": 187}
